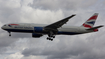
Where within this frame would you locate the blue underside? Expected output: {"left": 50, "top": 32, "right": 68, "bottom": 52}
{"left": 4, "top": 29, "right": 81, "bottom": 35}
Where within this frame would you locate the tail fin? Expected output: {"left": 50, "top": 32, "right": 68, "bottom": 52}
{"left": 82, "top": 13, "right": 98, "bottom": 28}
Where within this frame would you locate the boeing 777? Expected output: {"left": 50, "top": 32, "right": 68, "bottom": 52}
{"left": 1, "top": 13, "right": 103, "bottom": 41}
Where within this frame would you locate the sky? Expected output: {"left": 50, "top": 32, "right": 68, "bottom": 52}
{"left": 0, "top": 0, "right": 105, "bottom": 59}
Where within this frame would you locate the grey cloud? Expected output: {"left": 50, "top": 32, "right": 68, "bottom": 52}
{"left": 22, "top": 33, "right": 105, "bottom": 59}
{"left": 0, "top": 8, "right": 21, "bottom": 23}
{"left": 0, "top": 30, "right": 19, "bottom": 54}
{"left": 0, "top": 30, "right": 16, "bottom": 47}
{"left": 22, "top": 36, "right": 92, "bottom": 59}
{"left": 0, "top": 0, "right": 23, "bottom": 56}
{"left": 29, "top": 0, "right": 98, "bottom": 10}
{"left": 29, "top": 0, "right": 77, "bottom": 10}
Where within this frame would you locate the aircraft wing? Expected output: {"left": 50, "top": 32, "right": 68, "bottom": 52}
{"left": 44, "top": 14, "right": 76, "bottom": 29}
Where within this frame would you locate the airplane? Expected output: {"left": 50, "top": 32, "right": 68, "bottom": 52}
{"left": 1, "top": 13, "right": 103, "bottom": 41}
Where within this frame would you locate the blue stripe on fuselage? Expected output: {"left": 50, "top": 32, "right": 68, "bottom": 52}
{"left": 4, "top": 29, "right": 81, "bottom": 35}
{"left": 57, "top": 32, "right": 81, "bottom": 35}
{"left": 4, "top": 29, "right": 33, "bottom": 33}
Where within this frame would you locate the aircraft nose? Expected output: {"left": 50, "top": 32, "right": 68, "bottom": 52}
{"left": 1, "top": 25, "right": 5, "bottom": 30}
{"left": 1, "top": 26, "right": 4, "bottom": 29}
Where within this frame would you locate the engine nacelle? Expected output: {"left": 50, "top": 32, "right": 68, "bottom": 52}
{"left": 32, "top": 33, "right": 43, "bottom": 38}
{"left": 34, "top": 27, "right": 43, "bottom": 32}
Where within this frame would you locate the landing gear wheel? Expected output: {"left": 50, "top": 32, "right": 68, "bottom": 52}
{"left": 50, "top": 39, "right": 53, "bottom": 41}
{"left": 52, "top": 36, "right": 55, "bottom": 38}
{"left": 46, "top": 37, "right": 53, "bottom": 41}
{"left": 9, "top": 34, "right": 11, "bottom": 36}
{"left": 49, "top": 38, "right": 53, "bottom": 41}
{"left": 47, "top": 37, "right": 49, "bottom": 40}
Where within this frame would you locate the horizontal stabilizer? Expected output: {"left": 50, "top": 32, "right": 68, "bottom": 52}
{"left": 86, "top": 25, "right": 104, "bottom": 30}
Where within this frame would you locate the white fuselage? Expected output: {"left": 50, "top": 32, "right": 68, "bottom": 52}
{"left": 1, "top": 23, "right": 94, "bottom": 35}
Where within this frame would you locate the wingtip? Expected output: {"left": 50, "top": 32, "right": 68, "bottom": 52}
{"left": 73, "top": 14, "right": 76, "bottom": 16}
{"left": 70, "top": 14, "right": 76, "bottom": 17}
{"left": 100, "top": 25, "right": 104, "bottom": 27}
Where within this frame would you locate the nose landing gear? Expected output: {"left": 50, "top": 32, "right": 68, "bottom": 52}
{"left": 8, "top": 32, "right": 11, "bottom": 36}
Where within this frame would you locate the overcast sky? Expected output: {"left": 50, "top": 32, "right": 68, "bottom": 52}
{"left": 0, "top": 0, "right": 105, "bottom": 59}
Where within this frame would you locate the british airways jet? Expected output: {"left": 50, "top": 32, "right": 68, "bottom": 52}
{"left": 1, "top": 13, "right": 103, "bottom": 41}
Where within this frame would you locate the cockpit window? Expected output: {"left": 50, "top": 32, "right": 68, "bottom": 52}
{"left": 4, "top": 25, "right": 6, "bottom": 26}
{"left": 8, "top": 25, "right": 11, "bottom": 27}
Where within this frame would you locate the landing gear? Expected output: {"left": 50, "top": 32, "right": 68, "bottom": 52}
{"left": 46, "top": 31, "right": 56, "bottom": 41}
{"left": 52, "top": 36, "right": 55, "bottom": 38}
{"left": 8, "top": 32, "right": 11, "bottom": 36}
{"left": 47, "top": 37, "right": 53, "bottom": 41}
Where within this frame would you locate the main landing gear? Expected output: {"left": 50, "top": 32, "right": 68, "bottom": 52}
{"left": 47, "top": 36, "right": 55, "bottom": 41}
{"left": 47, "top": 31, "right": 55, "bottom": 41}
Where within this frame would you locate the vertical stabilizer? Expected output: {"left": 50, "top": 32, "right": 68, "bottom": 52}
{"left": 82, "top": 13, "right": 98, "bottom": 28}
